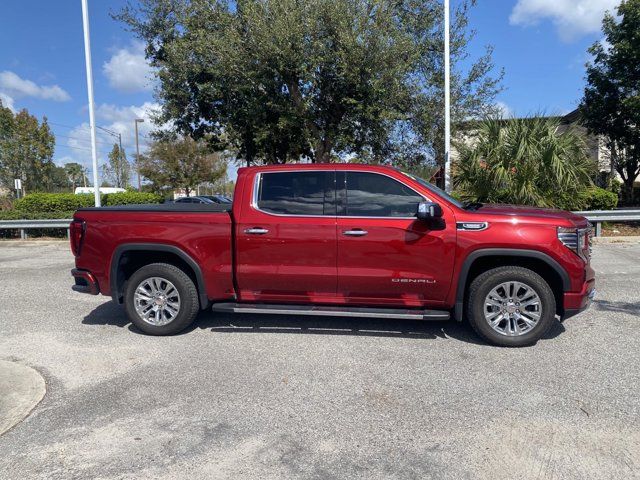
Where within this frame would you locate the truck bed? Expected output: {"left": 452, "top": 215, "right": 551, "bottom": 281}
{"left": 73, "top": 203, "right": 234, "bottom": 302}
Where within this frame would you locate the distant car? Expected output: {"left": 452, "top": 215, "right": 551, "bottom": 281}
{"left": 199, "top": 195, "right": 232, "bottom": 204}
{"left": 173, "top": 196, "right": 215, "bottom": 204}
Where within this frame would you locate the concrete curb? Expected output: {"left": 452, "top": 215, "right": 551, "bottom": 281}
{"left": 592, "top": 236, "right": 640, "bottom": 244}
{"left": 0, "top": 360, "right": 46, "bottom": 436}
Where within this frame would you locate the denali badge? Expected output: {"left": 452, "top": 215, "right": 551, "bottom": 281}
{"left": 457, "top": 222, "right": 489, "bottom": 231}
{"left": 392, "top": 278, "right": 436, "bottom": 284}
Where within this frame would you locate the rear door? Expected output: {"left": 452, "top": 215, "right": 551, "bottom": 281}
{"left": 235, "top": 170, "right": 338, "bottom": 303}
{"left": 336, "top": 171, "right": 456, "bottom": 307}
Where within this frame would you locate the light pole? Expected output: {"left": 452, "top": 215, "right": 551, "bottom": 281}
{"left": 444, "top": 0, "right": 451, "bottom": 193}
{"left": 80, "top": 0, "right": 100, "bottom": 207}
{"left": 135, "top": 118, "right": 144, "bottom": 190}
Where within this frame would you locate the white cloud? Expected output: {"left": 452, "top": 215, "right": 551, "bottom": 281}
{"left": 0, "top": 92, "right": 15, "bottom": 112}
{"left": 0, "top": 70, "right": 70, "bottom": 102}
{"left": 61, "top": 102, "right": 162, "bottom": 179}
{"left": 494, "top": 101, "right": 513, "bottom": 118}
{"left": 510, "top": 0, "right": 618, "bottom": 41}
{"left": 103, "top": 42, "right": 155, "bottom": 93}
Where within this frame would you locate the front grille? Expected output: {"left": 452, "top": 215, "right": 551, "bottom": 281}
{"left": 558, "top": 226, "right": 592, "bottom": 263}
{"left": 558, "top": 231, "right": 578, "bottom": 250}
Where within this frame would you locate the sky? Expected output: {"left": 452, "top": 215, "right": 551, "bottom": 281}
{"left": 0, "top": 0, "right": 621, "bottom": 181}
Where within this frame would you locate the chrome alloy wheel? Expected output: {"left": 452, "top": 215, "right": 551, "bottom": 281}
{"left": 483, "top": 281, "right": 542, "bottom": 336}
{"left": 133, "top": 277, "right": 181, "bottom": 326}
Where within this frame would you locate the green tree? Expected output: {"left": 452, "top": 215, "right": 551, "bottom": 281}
{"left": 64, "top": 162, "right": 87, "bottom": 191}
{"left": 140, "top": 136, "right": 226, "bottom": 196}
{"left": 453, "top": 117, "right": 595, "bottom": 209}
{"left": 116, "top": 0, "right": 501, "bottom": 171}
{"left": 102, "top": 143, "right": 131, "bottom": 188}
{"left": 580, "top": 0, "right": 640, "bottom": 204}
{"left": 50, "top": 166, "right": 70, "bottom": 192}
{"left": 0, "top": 101, "right": 56, "bottom": 193}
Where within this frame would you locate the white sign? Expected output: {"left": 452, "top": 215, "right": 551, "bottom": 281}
{"left": 14, "top": 179, "right": 22, "bottom": 190}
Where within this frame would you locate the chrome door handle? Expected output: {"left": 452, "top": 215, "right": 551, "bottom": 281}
{"left": 343, "top": 229, "right": 368, "bottom": 236}
{"left": 245, "top": 227, "right": 269, "bottom": 235}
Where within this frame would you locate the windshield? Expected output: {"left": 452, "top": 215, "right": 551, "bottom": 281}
{"left": 401, "top": 171, "right": 464, "bottom": 209}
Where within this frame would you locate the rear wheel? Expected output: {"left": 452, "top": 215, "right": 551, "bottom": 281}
{"left": 124, "top": 263, "right": 199, "bottom": 335}
{"left": 467, "top": 266, "right": 556, "bottom": 347}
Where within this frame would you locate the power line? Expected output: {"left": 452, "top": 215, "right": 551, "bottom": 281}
{"left": 47, "top": 121, "right": 90, "bottom": 131}
{"left": 53, "top": 133, "right": 112, "bottom": 146}
{"left": 54, "top": 144, "right": 95, "bottom": 153}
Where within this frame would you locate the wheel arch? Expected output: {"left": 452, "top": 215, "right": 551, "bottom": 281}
{"left": 454, "top": 249, "right": 570, "bottom": 322}
{"left": 110, "top": 243, "right": 209, "bottom": 309}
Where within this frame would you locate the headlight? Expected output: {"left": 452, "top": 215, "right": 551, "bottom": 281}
{"left": 557, "top": 226, "right": 592, "bottom": 262}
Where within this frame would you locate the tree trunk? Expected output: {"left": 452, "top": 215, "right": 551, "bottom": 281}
{"left": 314, "top": 138, "right": 333, "bottom": 163}
{"left": 622, "top": 177, "right": 635, "bottom": 206}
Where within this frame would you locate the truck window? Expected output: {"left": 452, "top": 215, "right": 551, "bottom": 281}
{"left": 342, "top": 172, "right": 424, "bottom": 217}
{"left": 256, "top": 171, "right": 334, "bottom": 216}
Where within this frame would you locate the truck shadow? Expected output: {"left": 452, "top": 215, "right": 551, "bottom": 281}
{"left": 196, "top": 311, "right": 479, "bottom": 343}
{"left": 593, "top": 299, "right": 640, "bottom": 316}
{"left": 82, "top": 301, "right": 565, "bottom": 344}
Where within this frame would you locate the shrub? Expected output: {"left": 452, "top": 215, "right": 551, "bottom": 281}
{"left": 13, "top": 191, "right": 162, "bottom": 213}
{"left": 553, "top": 186, "right": 618, "bottom": 211}
{"left": 581, "top": 187, "right": 618, "bottom": 211}
{"left": 101, "top": 191, "right": 162, "bottom": 206}
{"left": 0, "top": 210, "right": 76, "bottom": 220}
{"left": 608, "top": 178, "right": 622, "bottom": 195}
{"left": 14, "top": 193, "right": 94, "bottom": 213}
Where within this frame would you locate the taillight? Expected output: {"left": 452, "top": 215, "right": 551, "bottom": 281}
{"left": 70, "top": 220, "right": 86, "bottom": 256}
{"left": 557, "top": 226, "right": 592, "bottom": 263}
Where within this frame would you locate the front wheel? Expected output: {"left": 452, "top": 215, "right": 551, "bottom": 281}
{"left": 467, "top": 266, "right": 556, "bottom": 347}
{"left": 124, "top": 263, "right": 200, "bottom": 335}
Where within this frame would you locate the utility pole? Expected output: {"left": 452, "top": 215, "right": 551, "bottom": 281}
{"left": 97, "top": 125, "right": 126, "bottom": 187}
{"left": 135, "top": 118, "right": 144, "bottom": 190}
{"left": 81, "top": 0, "right": 101, "bottom": 207}
{"left": 444, "top": 0, "right": 451, "bottom": 193}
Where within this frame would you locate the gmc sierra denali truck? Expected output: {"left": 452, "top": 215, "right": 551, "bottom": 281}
{"left": 70, "top": 164, "right": 595, "bottom": 347}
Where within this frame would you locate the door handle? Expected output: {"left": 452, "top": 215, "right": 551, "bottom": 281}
{"left": 245, "top": 227, "right": 269, "bottom": 235}
{"left": 343, "top": 229, "right": 368, "bottom": 236}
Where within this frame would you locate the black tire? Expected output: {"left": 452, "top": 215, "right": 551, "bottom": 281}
{"left": 467, "top": 266, "right": 556, "bottom": 347}
{"left": 124, "top": 262, "right": 200, "bottom": 335}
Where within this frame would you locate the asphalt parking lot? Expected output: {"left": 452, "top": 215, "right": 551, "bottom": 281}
{"left": 0, "top": 241, "right": 639, "bottom": 479}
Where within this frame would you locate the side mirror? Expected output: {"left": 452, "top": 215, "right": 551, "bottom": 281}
{"left": 417, "top": 202, "right": 443, "bottom": 221}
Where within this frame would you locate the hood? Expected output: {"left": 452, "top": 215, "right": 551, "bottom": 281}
{"left": 476, "top": 204, "right": 588, "bottom": 227}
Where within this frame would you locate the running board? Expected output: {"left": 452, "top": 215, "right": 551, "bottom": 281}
{"left": 211, "top": 303, "right": 450, "bottom": 321}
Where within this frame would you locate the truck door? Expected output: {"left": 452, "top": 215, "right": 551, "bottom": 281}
{"left": 235, "top": 170, "right": 337, "bottom": 303}
{"left": 335, "top": 171, "right": 456, "bottom": 307}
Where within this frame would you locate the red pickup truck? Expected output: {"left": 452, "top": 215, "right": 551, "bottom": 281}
{"left": 70, "top": 164, "right": 595, "bottom": 347}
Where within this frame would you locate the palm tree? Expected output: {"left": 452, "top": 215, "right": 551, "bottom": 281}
{"left": 64, "top": 162, "right": 86, "bottom": 192}
{"left": 453, "top": 116, "right": 595, "bottom": 208}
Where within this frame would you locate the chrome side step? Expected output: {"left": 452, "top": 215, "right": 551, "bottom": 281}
{"left": 211, "top": 303, "right": 450, "bottom": 321}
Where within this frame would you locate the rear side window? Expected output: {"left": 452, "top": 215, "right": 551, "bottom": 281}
{"left": 343, "top": 172, "right": 424, "bottom": 217}
{"left": 256, "top": 171, "right": 335, "bottom": 216}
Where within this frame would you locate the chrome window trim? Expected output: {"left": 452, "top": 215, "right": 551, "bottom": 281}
{"left": 251, "top": 169, "right": 430, "bottom": 220}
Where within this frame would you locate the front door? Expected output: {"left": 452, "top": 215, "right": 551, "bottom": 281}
{"left": 336, "top": 171, "right": 456, "bottom": 308}
{"left": 235, "top": 170, "right": 337, "bottom": 303}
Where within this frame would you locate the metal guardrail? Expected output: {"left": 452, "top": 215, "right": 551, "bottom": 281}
{"left": 573, "top": 210, "right": 640, "bottom": 236}
{"left": 0, "top": 219, "right": 72, "bottom": 239}
{"left": 0, "top": 210, "right": 639, "bottom": 239}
